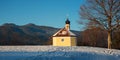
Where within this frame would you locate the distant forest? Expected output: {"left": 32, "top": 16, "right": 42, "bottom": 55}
{"left": 79, "top": 0, "right": 120, "bottom": 49}
{"left": 0, "top": 23, "right": 120, "bottom": 49}
{"left": 77, "top": 27, "right": 120, "bottom": 49}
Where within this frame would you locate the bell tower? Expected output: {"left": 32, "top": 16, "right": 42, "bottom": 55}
{"left": 65, "top": 18, "right": 70, "bottom": 30}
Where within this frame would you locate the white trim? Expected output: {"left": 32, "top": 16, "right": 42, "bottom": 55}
{"left": 53, "top": 28, "right": 63, "bottom": 36}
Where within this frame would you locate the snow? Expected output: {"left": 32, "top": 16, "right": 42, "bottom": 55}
{"left": 53, "top": 28, "right": 76, "bottom": 36}
{"left": 0, "top": 46, "right": 120, "bottom": 60}
{"left": 68, "top": 30, "right": 76, "bottom": 36}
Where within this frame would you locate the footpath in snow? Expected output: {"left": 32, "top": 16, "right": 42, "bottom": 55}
{"left": 0, "top": 46, "right": 120, "bottom": 60}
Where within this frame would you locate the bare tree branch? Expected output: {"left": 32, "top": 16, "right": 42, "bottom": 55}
{"left": 80, "top": 0, "right": 120, "bottom": 49}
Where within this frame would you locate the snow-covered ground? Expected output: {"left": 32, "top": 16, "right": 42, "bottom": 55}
{"left": 0, "top": 46, "right": 120, "bottom": 60}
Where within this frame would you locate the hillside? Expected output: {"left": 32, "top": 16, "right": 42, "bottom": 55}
{"left": 0, "top": 46, "right": 120, "bottom": 60}
{"left": 0, "top": 23, "right": 80, "bottom": 45}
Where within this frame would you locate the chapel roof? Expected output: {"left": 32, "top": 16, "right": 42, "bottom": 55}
{"left": 53, "top": 27, "right": 76, "bottom": 37}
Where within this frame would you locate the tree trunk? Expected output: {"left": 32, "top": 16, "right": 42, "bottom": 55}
{"left": 108, "top": 31, "right": 112, "bottom": 49}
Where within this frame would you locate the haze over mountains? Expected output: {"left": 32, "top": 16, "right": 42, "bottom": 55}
{"left": 0, "top": 23, "right": 80, "bottom": 45}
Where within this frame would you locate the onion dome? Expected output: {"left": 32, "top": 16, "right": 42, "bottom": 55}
{"left": 65, "top": 18, "right": 70, "bottom": 24}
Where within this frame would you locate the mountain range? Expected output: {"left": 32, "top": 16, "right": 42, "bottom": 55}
{"left": 0, "top": 23, "right": 80, "bottom": 45}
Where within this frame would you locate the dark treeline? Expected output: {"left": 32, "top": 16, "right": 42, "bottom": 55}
{"left": 77, "top": 26, "right": 120, "bottom": 49}
{"left": 0, "top": 23, "right": 120, "bottom": 49}
{"left": 79, "top": 0, "right": 120, "bottom": 49}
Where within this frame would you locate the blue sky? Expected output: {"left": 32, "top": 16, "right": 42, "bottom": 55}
{"left": 0, "top": 0, "right": 86, "bottom": 31}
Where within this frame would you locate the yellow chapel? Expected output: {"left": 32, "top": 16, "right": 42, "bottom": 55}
{"left": 52, "top": 18, "right": 77, "bottom": 46}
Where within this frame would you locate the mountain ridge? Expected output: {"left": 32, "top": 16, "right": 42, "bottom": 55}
{"left": 0, "top": 23, "right": 80, "bottom": 45}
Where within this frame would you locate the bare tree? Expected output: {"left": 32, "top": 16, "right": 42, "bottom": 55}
{"left": 81, "top": 27, "right": 107, "bottom": 47}
{"left": 80, "top": 0, "right": 120, "bottom": 49}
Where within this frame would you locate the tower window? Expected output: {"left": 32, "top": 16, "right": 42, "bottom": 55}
{"left": 61, "top": 39, "right": 64, "bottom": 42}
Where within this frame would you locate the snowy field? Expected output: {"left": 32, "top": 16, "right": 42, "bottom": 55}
{"left": 0, "top": 46, "right": 120, "bottom": 60}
